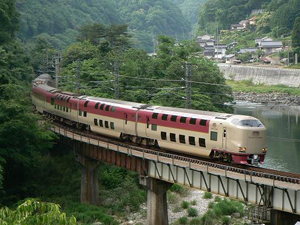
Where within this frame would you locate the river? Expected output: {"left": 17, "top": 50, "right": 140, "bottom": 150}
{"left": 234, "top": 102, "right": 300, "bottom": 174}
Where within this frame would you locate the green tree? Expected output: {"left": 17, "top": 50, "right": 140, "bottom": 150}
{"left": 0, "top": 199, "right": 76, "bottom": 225}
{"left": 292, "top": 17, "right": 300, "bottom": 48}
{"left": 0, "top": 0, "right": 19, "bottom": 44}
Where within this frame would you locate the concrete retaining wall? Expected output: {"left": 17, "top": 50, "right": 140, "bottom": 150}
{"left": 218, "top": 64, "right": 300, "bottom": 87}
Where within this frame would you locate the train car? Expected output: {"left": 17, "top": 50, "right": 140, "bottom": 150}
{"left": 31, "top": 74, "right": 267, "bottom": 165}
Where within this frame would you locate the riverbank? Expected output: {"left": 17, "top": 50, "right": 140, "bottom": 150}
{"left": 233, "top": 92, "right": 300, "bottom": 105}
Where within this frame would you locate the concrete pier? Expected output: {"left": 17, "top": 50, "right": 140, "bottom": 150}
{"left": 140, "top": 176, "right": 172, "bottom": 225}
{"left": 76, "top": 154, "right": 100, "bottom": 205}
{"left": 271, "top": 209, "right": 300, "bottom": 225}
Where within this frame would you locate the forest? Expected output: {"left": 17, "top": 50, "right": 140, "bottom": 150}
{"left": 16, "top": 0, "right": 193, "bottom": 52}
{"left": 0, "top": 0, "right": 233, "bottom": 224}
{"left": 198, "top": 0, "right": 300, "bottom": 37}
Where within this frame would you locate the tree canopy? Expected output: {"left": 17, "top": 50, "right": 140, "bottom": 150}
{"left": 292, "top": 17, "right": 300, "bottom": 48}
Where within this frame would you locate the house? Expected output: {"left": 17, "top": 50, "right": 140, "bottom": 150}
{"left": 196, "top": 35, "right": 215, "bottom": 48}
{"left": 239, "top": 47, "right": 258, "bottom": 57}
{"left": 203, "top": 46, "right": 215, "bottom": 59}
{"left": 225, "top": 54, "right": 236, "bottom": 64}
{"left": 228, "top": 41, "right": 238, "bottom": 49}
{"left": 249, "top": 16, "right": 257, "bottom": 25}
{"left": 260, "top": 41, "right": 283, "bottom": 54}
{"left": 255, "top": 37, "right": 273, "bottom": 45}
{"left": 231, "top": 24, "right": 245, "bottom": 31}
{"left": 239, "top": 20, "right": 249, "bottom": 28}
{"left": 215, "top": 44, "right": 227, "bottom": 59}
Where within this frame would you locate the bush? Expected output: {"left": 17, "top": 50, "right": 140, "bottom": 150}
{"left": 212, "top": 199, "right": 244, "bottom": 217}
{"left": 208, "top": 201, "right": 214, "bottom": 209}
{"left": 178, "top": 217, "right": 188, "bottom": 225}
{"left": 167, "top": 191, "right": 180, "bottom": 204}
{"left": 201, "top": 210, "right": 216, "bottom": 225}
{"left": 221, "top": 216, "right": 231, "bottom": 225}
{"left": 187, "top": 207, "right": 198, "bottom": 217}
{"left": 181, "top": 201, "right": 189, "bottom": 209}
{"left": 189, "top": 217, "right": 201, "bottom": 225}
{"left": 170, "top": 184, "right": 183, "bottom": 192}
{"left": 214, "top": 196, "right": 222, "bottom": 202}
{"left": 203, "top": 191, "right": 213, "bottom": 199}
{"left": 190, "top": 200, "right": 197, "bottom": 205}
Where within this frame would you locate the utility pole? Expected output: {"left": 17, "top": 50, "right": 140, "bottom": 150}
{"left": 113, "top": 61, "right": 120, "bottom": 99}
{"left": 54, "top": 53, "right": 61, "bottom": 89}
{"left": 185, "top": 62, "right": 192, "bottom": 109}
{"left": 76, "top": 60, "right": 81, "bottom": 94}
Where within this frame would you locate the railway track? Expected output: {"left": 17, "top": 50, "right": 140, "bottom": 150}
{"left": 52, "top": 121, "right": 300, "bottom": 185}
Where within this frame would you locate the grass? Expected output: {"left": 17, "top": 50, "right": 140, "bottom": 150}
{"left": 187, "top": 207, "right": 198, "bottom": 217}
{"left": 181, "top": 201, "right": 190, "bottom": 209}
{"left": 203, "top": 191, "right": 213, "bottom": 199}
{"left": 227, "top": 80, "right": 300, "bottom": 95}
{"left": 170, "top": 184, "right": 190, "bottom": 197}
{"left": 178, "top": 217, "right": 188, "bottom": 224}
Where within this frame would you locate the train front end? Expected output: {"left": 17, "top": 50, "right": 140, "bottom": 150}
{"left": 228, "top": 116, "right": 267, "bottom": 165}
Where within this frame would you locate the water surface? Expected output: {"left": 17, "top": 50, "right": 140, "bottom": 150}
{"left": 234, "top": 102, "right": 300, "bottom": 174}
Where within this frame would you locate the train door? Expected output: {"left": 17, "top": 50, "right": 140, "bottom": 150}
{"left": 123, "top": 113, "right": 128, "bottom": 133}
{"left": 145, "top": 116, "right": 150, "bottom": 137}
{"left": 222, "top": 128, "right": 227, "bottom": 150}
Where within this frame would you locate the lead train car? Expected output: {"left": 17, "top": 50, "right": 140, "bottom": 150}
{"left": 32, "top": 74, "right": 267, "bottom": 165}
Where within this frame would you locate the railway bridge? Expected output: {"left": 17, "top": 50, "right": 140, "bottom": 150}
{"left": 52, "top": 123, "right": 300, "bottom": 225}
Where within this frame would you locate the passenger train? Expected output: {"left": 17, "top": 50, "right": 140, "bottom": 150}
{"left": 32, "top": 74, "right": 267, "bottom": 165}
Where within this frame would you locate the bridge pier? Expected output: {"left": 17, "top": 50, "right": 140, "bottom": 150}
{"left": 271, "top": 209, "right": 300, "bottom": 225}
{"left": 76, "top": 154, "right": 100, "bottom": 205}
{"left": 140, "top": 176, "right": 172, "bottom": 225}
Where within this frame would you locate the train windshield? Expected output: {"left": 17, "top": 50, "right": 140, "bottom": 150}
{"left": 236, "top": 120, "right": 264, "bottom": 127}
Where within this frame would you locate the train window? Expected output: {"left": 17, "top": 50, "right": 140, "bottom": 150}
{"left": 200, "top": 119, "right": 207, "bottom": 126}
{"left": 100, "top": 104, "right": 105, "bottom": 110}
{"left": 95, "top": 103, "right": 100, "bottom": 109}
{"left": 51, "top": 98, "right": 54, "bottom": 105}
{"left": 105, "top": 121, "right": 109, "bottom": 128}
{"left": 94, "top": 119, "right": 98, "bottom": 126}
{"left": 210, "top": 132, "right": 218, "bottom": 141}
{"left": 180, "top": 117, "right": 187, "bottom": 123}
{"left": 79, "top": 110, "right": 82, "bottom": 116}
{"left": 84, "top": 111, "right": 87, "bottom": 117}
{"left": 147, "top": 118, "right": 150, "bottom": 128}
{"left": 236, "top": 120, "right": 264, "bottom": 127}
{"left": 199, "top": 138, "right": 206, "bottom": 147}
{"left": 84, "top": 101, "right": 89, "bottom": 107}
{"left": 189, "top": 136, "right": 196, "bottom": 145}
{"left": 60, "top": 105, "right": 62, "bottom": 110}
{"left": 171, "top": 115, "right": 177, "bottom": 122}
{"left": 110, "top": 122, "right": 115, "bottom": 130}
{"left": 162, "top": 114, "right": 168, "bottom": 121}
{"left": 63, "top": 107, "right": 66, "bottom": 112}
{"left": 151, "top": 124, "right": 157, "bottom": 131}
{"left": 179, "top": 135, "right": 186, "bottom": 144}
{"left": 54, "top": 104, "right": 56, "bottom": 109}
{"left": 105, "top": 105, "right": 110, "bottom": 111}
{"left": 161, "top": 132, "right": 167, "bottom": 140}
{"left": 111, "top": 106, "right": 116, "bottom": 112}
{"left": 66, "top": 108, "right": 69, "bottom": 112}
{"left": 152, "top": 113, "right": 158, "bottom": 119}
{"left": 189, "top": 118, "right": 196, "bottom": 125}
{"left": 170, "top": 133, "right": 176, "bottom": 142}
{"left": 99, "top": 120, "right": 103, "bottom": 127}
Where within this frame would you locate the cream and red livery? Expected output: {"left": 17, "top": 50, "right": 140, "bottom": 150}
{"left": 32, "top": 74, "right": 267, "bottom": 165}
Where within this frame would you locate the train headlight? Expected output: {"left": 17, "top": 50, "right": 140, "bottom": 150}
{"left": 239, "top": 147, "right": 246, "bottom": 152}
{"left": 262, "top": 147, "right": 268, "bottom": 153}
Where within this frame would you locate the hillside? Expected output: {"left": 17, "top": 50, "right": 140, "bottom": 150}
{"left": 16, "top": 0, "right": 191, "bottom": 52}
{"left": 172, "top": 0, "right": 206, "bottom": 32}
{"left": 198, "top": 0, "right": 300, "bottom": 37}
